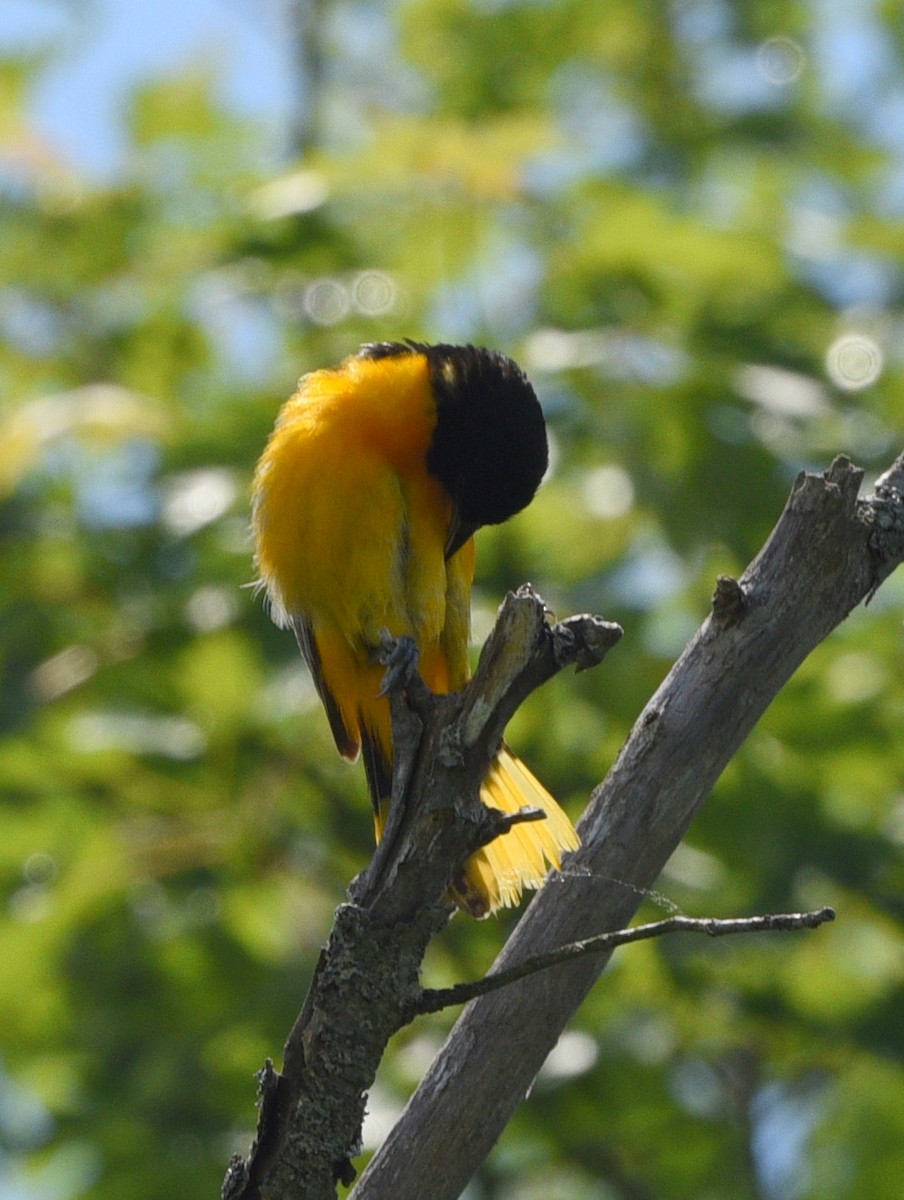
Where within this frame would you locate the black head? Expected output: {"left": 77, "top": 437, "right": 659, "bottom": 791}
{"left": 424, "top": 342, "right": 547, "bottom": 531}
{"left": 360, "top": 342, "right": 546, "bottom": 548}
{"left": 358, "top": 341, "right": 548, "bottom": 554}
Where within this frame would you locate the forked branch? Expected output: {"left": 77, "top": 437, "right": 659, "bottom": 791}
{"left": 223, "top": 591, "right": 622, "bottom": 1200}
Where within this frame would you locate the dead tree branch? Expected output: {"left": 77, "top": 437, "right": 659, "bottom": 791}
{"left": 409, "top": 906, "right": 836, "bottom": 1017}
{"left": 222, "top": 594, "right": 622, "bottom": 1200}
{"left": 353, "top": 452, "right": 904, "bottom": 1200}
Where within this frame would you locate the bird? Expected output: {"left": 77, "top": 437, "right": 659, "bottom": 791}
{"left": 251, "top": 340, "right": 579, "bottom": 916}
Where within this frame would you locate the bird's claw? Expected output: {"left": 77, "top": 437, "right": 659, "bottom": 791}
{"left": 376, "top": 631, "right": 420, "bottom": 697}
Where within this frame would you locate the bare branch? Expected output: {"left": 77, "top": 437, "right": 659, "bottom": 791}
{"left": 223, "top": 590, "right": 622, "bottom": 1199}
{"left": 354, "top": 452, "right": 904, "bottom": 1200}
{"left": 409, "top": 907, "right": 836, "bottom": 1017}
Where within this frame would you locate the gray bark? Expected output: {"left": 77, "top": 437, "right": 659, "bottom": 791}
{"left": 222, "top": 590, "right": 622, "bottom": 1199}
{"left": 353, "top": 453, "right": 904, "bottom": 1200}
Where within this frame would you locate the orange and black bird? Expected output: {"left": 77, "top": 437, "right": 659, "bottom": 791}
{"left": 251, "top": 341, "right": 579, "bottom": 916}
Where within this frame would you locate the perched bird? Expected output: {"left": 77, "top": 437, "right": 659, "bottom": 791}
{"left": 252, "top": 340, "right": 579, "bottom": 916}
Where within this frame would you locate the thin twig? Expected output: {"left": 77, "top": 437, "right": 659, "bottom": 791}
{"left": 409, "top": 907, "right": 836, "bottom": 1017}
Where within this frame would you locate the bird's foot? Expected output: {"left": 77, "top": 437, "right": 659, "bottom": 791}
{"left": 375, "top": 631, "right": 420, "bottom": 697}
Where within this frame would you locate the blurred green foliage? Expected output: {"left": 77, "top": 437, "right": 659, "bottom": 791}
{"left": 1, "top": 2, "right": 903, "bottom": 1198}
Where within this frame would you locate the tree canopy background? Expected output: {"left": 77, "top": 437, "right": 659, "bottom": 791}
{"left": 1, "top": 2, "right": 903, "bottom": 1198}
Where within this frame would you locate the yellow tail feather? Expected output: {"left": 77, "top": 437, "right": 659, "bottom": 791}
{"left": 454, "top": 745, "right": 580, "bottom": 917}
{"left": 373, "top": 745, "right": 579, "bottom": 918}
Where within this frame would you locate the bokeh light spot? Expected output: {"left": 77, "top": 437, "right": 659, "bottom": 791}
{"left": 304, "top": 278, "right": 350, "bottom": 326}
{"left": 756, "top": 36, "right": 806, "bottom": 86}
{"left": 825, "top": 333, "right": 883, "bottom": 391}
